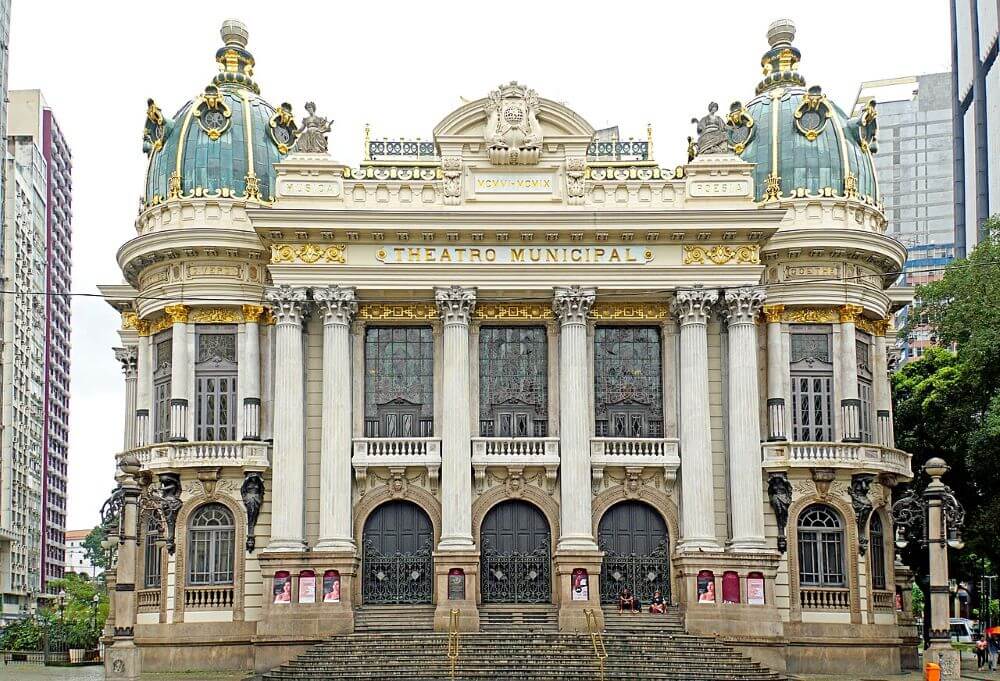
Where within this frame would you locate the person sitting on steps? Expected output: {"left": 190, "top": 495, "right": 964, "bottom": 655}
{"left": 649, "top": 590, "right": 666, "bottom": 614}
{"left": 618, "top": 588, "right": 636, "bottom": 613}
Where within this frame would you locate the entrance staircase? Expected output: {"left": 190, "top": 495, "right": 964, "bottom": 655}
{"left": 257, "top": 605, "right": 786, "bottom": 680}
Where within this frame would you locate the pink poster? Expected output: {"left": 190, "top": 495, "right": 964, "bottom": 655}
{"left": 697, "top": 570, "right": 715, "bottom": 604}
{"left": 299, "top": 570, "right": 316, "bottom": 604}
{"left": 323, "top": 570, "right": 341, "bottom": 603}
{"left": 747, "top": 572, "right": 765, "bottom": 606}
{"left": 571, "top": 568, "right": 589, "bottom": 601}
{"left": 273, "top": 570, "right": 291, "bottom": 604}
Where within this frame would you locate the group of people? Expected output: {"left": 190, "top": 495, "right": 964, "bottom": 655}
{"left": 975, "top": 632, "right": 1000, "bottom": 671}
{"left": 617, "top": 588, "right": 668, "bottom": 614}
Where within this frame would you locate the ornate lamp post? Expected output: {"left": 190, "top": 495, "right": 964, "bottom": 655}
{"left": 57, "top": 589, "right": 67, "bottom": 624}
{"left": 892, "top": 457, "right": 966, "bottom": 681}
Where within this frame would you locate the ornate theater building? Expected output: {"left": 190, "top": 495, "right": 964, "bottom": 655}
{"left": 99, "top": 17, "right": 917, "bottom": 679}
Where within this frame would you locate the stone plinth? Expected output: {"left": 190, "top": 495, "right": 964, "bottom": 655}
{"left": 432, "top": 549, "right": 480, "bottom": 632}
{"left": 553, "top": 549, "right": 604, "bottom": 633}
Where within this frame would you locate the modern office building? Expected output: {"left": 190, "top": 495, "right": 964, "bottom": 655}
{"left": 950, "top": 0, "right": 1000, "bottom": 255}
{"left": 100, "top": 18, "right": 918, "bottom": 680}
{"left": 65, "top": 529, "right": 99, "bottom": 580}
{"left": 0, "top": 90, "right": 73, "bottom": 622}
{"left": 853, "top": 74, "right": 954, "bottom": 360}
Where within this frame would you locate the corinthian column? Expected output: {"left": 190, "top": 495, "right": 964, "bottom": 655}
{"left": 165, "top": 305, "right": 190, "bottom": 442}
{"left": 241, "top": 305, "right": 264, "bottom": 441}
{"left": 263, "top": 285, "right": 309, "bottom": 551}
{"left": 724, "top": 288, "right": 767, "bottom": 551}
{"left": 672, "top": 288, "right": 720, "bottom": 552}
{"left": 763, "top": 304, "right": 786, "bottom": 441}
{"left": 553, "top": 285, "right": 597, "bottom": 551}
{"left": 313, "top": 286, "right": 358, "bottom": 552}
{"left": 435, "top": 285, "right": 476, "bottom": 550}
{"left": 115, "top": 346, "right": 139, "bottom": 451}
{"left": 839, "top": 304, "right": 863, "bottom": 442}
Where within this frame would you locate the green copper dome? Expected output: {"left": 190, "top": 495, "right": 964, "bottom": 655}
{"left": 733, "top": 20, "right": 879, "bottom": 205}
{"left": 141, "top": 20, "right": 298, "bottom": 207}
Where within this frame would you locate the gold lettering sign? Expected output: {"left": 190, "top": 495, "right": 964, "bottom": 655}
{"left": 682, "top": 245, "right": 760, "bottom": 265}
{"left": 374, "top": 245, "right": 653, "bottom": 265}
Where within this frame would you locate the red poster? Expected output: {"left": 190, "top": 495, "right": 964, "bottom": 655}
{"left": 722, "top": 571, "right": 741, "bottom": 604}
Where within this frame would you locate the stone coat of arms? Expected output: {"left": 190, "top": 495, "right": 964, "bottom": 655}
{"left": 484, "top": 82, "right": 543, "bottom": 165}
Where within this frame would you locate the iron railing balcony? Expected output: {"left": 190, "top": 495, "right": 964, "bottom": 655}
{"left": 761, "top": 441, "right": 912, "bottom": 478}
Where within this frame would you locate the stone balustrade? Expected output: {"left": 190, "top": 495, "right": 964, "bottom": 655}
{"left": 137, "top": 589, "right": 161, "bottom": 612}
{"left": 800, "top": 587, "right": 851, "bottom": 610}
{"left": 871, "top": 590, "right": 895, "bottom": 611}
{"left": 184, "top": 586, "right": 234, "bottom": 610}
{"left": 471, "top": 437, "right": 560, "bottom": 489}
{"left": 762, "top": 441, "right": 912, "bottom": 477}
{"left": 125, "top": 441, "right": 271, "bottom": 471}
{"left": 589, "top": 437, "right": 681, "bottom": 486}
{"left": 351, "top": 437, "right": 442, "bottom": 487}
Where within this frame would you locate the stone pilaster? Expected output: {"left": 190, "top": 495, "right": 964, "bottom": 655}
{"left": 672, "top": 288, "right": 721, "bottom": 552}
{"left": 115, "top": 346, "right": 139, "bottom": 452}
{"left": 872, "top": 328, "right": 893, "bottom": 447}
{"left": 242, "top": 305, "right": 264, "bottom": 441}
{"left": 263, "top": 285, "right": 310, "bottom": 551}
{"left": 724, "top": 288, "right": 767, "bottom": 551}
{"left": 435, "top": 285, "right": 476, "bottom": 550}
{"left": 165, "top": 305, "right": 190, "bottom": 442}
{"left": 839, "top": 304, "right": 863, "bottom": 442}
{"left": 135, "top": 331, "right": 151, "bottom": 448}
{"left": 553, "top": 285, "right": 597, "bottom": 551}
{"left": 763, "top": 304, "right": 786, "bottom": 441}
{"left": 313, "top": 286, "right": 358, "bottom": 552}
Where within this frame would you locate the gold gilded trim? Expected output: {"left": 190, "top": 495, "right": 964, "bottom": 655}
{"left": 189, "top": 308, "right": 243, "bottom": 324}
{"left": 121, "top": 311, "right": 140, "bottom": 331}
{"left": 473, "top": 302, "right": 553, "bottom": 321}
{"left": 590, "top": 302, "right": 670, "bottom": 321}
{"left": 271, "top": 243, "right": 347, "bottom": 265}
{"left": 782, "top": 307, "right": 838, "bottom": 324}
{"left": 839, "top": 304, "right": 864, "bottom": 324}
{"left": 856, "top": 316, "right": 889, "bottom": 336}
{"left": 164, "top": 304, "right": 190, "bottom": 324}
{"left": 762, "top": 304, "right": 784, "bottom": 323}
{"left": 358, "top": 302, "right": 438, "bottom": 321}
{"left": 242, "top": 304, "right": 265, "bottom": 323}
{"left": 682, "top": 244, "right": 760, "bottom": 265}
{"left": 149, "top": 315, "right": 173, "bottom": 335}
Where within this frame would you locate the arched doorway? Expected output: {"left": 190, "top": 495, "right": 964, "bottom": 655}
{"left": 598, "top": 500, "right": 669, "bottom": 604}
{"left": 480, "top": 500, "right": 551, "bottom": 603}
{"left": 362, "top": 500, "right": 434, "bottom": 604}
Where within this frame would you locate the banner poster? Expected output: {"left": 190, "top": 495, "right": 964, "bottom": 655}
{"left": 323, "top": 570, "right": 341, "bottom": 603}
{"left": 747, "top": 572, "right": 765, "bottom": 606}
{"left": 299, "top": 571, "right": 316, "bottom": 604}
{"left": 697, "top": 570, "right": 716, "bottom": 604}
{"left": 273, "top": 571, "right": 291, "bottom": 604}
{"left": 571, "top": 568, "right": 589, "bottom": 601}
{"left": 722, "top": 571, "right": 741, "bottom": 604}
{"left": 448, "top": 568, "right": 466, "bottom": 600}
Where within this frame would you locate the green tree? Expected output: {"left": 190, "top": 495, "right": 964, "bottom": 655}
{"left": 82, "top": 525, "right": 109, "bottom": 572}
{"left": 45, "top": 573, "right": 109, "bottom": 648}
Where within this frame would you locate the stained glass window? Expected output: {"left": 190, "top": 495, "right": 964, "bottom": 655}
{"left": 479, "top": 327, "right": 547, "bottom": 437}
{"left": 790, "top": 327, "right": 834, "bottom": 441}
{"left": 593, "top": 326, "right": 663, "bottom": 438}
{"left": 187, "top": 503, "right": 235, "bottom": 585}
{"left": 195, "top": 326, "right": 237, "bottom": 441}
{"left": 153, "top": 332, "right": 172, "bottom": 443}
{"left": 797, "top": 505, "right": 845, "bottom": 587}
{"left": 870, "top": 513, "right": 886, "bottom": 590}
{"left": 364, "top": 326, "right": 434, "bottom": 437}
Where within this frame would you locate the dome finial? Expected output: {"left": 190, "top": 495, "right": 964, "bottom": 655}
{"left": 766, "top": 19, "right": 796, "bottom": 48}
{"left": 756, "top": 18, "right": 806, "bottom": 95}
{"left": 221, "top": 19, "right": 249, "bottom": 48}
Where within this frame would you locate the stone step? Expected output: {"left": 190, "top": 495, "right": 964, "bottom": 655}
{"left": 354, "top": 604, "right": 435, "bottom": 632}
{"left": 479, "top": 604, "right": 558, "bottom": 632}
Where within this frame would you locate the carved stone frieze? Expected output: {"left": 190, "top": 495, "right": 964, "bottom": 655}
{"left": 479, "top": 466, "right": 553, "bottom": 496}
{"left": 682, "top": 244, "right": 760, "bottom": 265}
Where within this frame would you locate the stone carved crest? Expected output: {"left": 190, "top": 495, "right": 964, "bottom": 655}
{"left": 484, "top": 82, "right": 543, "bottom": 165}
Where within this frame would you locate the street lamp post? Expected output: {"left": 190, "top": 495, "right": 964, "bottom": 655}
{"left": 57, "top": 589, "right": 67, "bottom": 624}
{"left": 892, "top": 457, "right": 966, "bottom": 681}
{"left": 92, "top": 593, "right": 100, "bottom": 631}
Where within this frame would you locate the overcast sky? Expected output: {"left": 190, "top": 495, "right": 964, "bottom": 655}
{"left": 7, "top": 1, "right": 951, "bottom": 531}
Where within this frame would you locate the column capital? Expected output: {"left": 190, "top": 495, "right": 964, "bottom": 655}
{"left": 114, "top": 346, "right": 139, "bottom": 378}
{"left": 241, "top": 304, "right": 265, "bottom": 323}
{"left": 839, "top": 303, "right": 864, "bottom": 323}
{"left": 762, "top": 303, "right": 785, "bottom": 323}
{"left": 264, "top": 285, "right": 310, "bottom": 325}
{"left": 552, "top": 285, "right": 596, "bottom": 325}
{"left": 671, "top": 288, "right": 719, "bottom": 326}
{"left": 435, "top": 285, "right": 476, "bottom": 325}
{"left": 723, "top": 286, "right": 766, "bottom": 326}
{"left": 313, "top": 286, "right": 358, "bottom": 326}
{"left": 163, "top": 304, "right": 189, "bottom": 324}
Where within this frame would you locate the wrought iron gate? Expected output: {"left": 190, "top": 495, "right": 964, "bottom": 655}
{"left": 481, "top": 540, "right": 551, "bottom": 603}
{"left": 599, "top": 540, "right": 670, "bottom": 604}
{"left": 362, "top": 500, "right": 434, "bottom": 604}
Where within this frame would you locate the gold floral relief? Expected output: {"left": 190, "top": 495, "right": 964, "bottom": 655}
{"left": 762, "top": 304, "right": 785, "bottom": 324}
{"left": 473, "top": 303, "right": 554, "bottom": 321}
{"left": 590, "top": 302, "right": 670, "bottom": 321}
{"left": 121, "top": 311, "right": 140, "bottom": 331}
{"left": 163, "top": 304, "right": 190, "bottom": 323}
{"left": 242, "top": 304, "right": 265, "bottom": 323}
{"left": 839, "top": 304, "right": 865, "bottom": 324}
{"left": 148, "top": 315, "right": 173, "bottom": 335}
{"left": 358, "top": 302, "right": 438, "bottom": 321}
{"left": 682, "top": 244, "right": 760, "bottom": 265}
{"left": 188, "top": 308, "right": 243, "bottom": 324}
{"left": 781, "top": 307, "right": 839, "bottom": 324}
{"left": 271, "top": 243, "right": 347, "bottom": 265}
{"left": 856, "top": 316, "right": 890, "bottom": 337}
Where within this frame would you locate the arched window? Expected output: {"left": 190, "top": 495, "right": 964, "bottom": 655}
{"left": 797, "top": 505, "right": 845, "bottom": 587}
{"left": 143, "top": 515, "right": 162, "bottom": 589}
{"left": 870, "top": 513, "right": 887, "bottom": 590}
{"left": 187, "top": 504, "right": 235, "bottom": 585}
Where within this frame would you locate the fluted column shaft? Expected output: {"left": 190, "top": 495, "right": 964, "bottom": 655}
{"left": 763, "top": 305, "right": 786, "bottom": 441}
{"left": 554, "top": 286, "right": 597, "bottom": 551}
{"left": 673, "top": 289, "right": 720, "bottom": 552}
{"left": 135, "top": 333, "right": 151, "bottom": 447}
{"left": 263, "top": 286, "right": 309, "bottom": 551}
{"left": 314, "top": 286, "right": 357, "bottom": 551}
{"left": 115, "top": 346, "right": 139, "bottom": 451}
{"left": 839, "top": 305, "right": 862, "bottom": 442}
{"left": 725, "top": 288, "right": 767, "bottom": 551}
{"left": 165, "top": 305, "right": 190, "bottom": 442}
{"left": 436, "top": 286, "right": 476, "bottom": 550}
{"left": 241, "top": 305, "right": 263, "bottom": 441}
